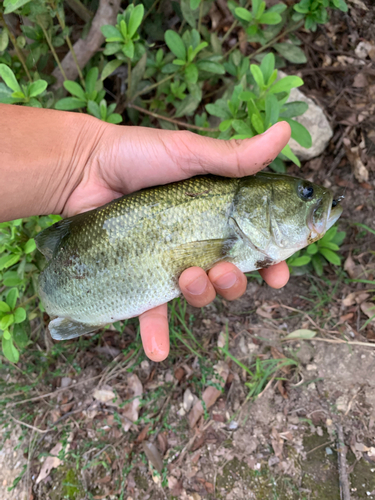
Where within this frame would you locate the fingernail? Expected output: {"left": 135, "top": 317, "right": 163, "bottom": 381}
{"left": 213, "top": 272, "right": 237, "bottom": 290}
{"left": 186, "top": 275, "right": 207, "bottom": 295}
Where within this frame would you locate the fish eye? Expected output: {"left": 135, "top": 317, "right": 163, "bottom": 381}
{"left": 298, "top": 182, "right": 314, "bottom": 201}
{"left": 332, "top": 199, "right": 338, "bottom": 208}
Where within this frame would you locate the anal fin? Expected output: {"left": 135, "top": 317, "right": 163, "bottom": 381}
{"left": 48, "top": 317, "right": 102, "bottom": 341}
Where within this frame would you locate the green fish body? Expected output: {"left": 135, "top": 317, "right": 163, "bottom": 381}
{"left": 35, "top": 173, "right": 342, "bottom": 340}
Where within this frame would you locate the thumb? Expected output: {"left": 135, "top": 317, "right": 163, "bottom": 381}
{"left": 100, "top": 121, "right": 291, "bottom": 194}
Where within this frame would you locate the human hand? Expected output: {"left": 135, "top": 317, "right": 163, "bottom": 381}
{"left": 0, "top": 104, "right": 290, "bottom": 362}
{"left": 63, "top": 120, "right": 291, "bottom": 362}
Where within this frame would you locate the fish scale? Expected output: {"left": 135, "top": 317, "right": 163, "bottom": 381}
{"left": 35, "top": 173, "right": 342, "bottom": 340}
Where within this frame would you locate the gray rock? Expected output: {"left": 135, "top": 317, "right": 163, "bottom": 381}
{"left": 279, "top": 71, "right": 333, "bottom": 160}
{"left": 295, "top": 342, "right": 313, "bottom": 365}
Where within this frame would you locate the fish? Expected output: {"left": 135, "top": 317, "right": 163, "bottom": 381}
{"left": 35, "top": 173, "right": 343, "bottom": 341}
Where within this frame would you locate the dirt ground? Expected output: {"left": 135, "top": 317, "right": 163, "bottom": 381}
{"left": 1, "top": 0, "right": 375, "bottom": 499}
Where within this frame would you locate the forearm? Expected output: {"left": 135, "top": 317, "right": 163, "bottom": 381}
{"left": 0, "top": 104, "right": 106, "bottom": 222}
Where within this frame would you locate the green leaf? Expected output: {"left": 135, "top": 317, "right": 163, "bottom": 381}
{"left": 285, "top": 119, "right": 312, "bottom": 148}
{"left": 0, "top": 30, "right": 9, "bottom": 52}
{"left": 284, "top": 329, "right": 316, "bottom": 340}
{"left": 306, "top": 243, "right": 318, "bottom": 255}
{"left": 206, "top": 103, "right": 231, "bottom": 119}
{"left": 101, "top": 25, "right": 123, "bottom": 41}
{"left": 6, "top": 288, "right": 18, "bottom": 310}
{"left": 128, "top": 4, "right": 144, "bottom": 38}
{"left": 280, "top": 101, "right": 308, "bottom": 118}
{"left": 130, "top": 52, "right": 147, "bottom": 97}
{"left": 0, "top": 253, "right": 21, "bottom": 271}
{"left": 274, "top": 43, "right": 307, "bottom": 64}
{"left": 28, "top": 80, "right": 47, "bottom": 97}
{"left": 2, "top": 335, "right": 19, "bottom": 363}
{"left": 235, "top": 7, "right": 253, "bottom": 22}
{"left": 3, "top": 271, "right": 22, "bottom": 287}
{"left": 232, "top": 119, "right": 253, "bottom": 136}
{"left": 196, "top": 60, "right": 225, "bottom": 74}
{"left": 289, "top": 255, "right": 311, "bottom": 266}
{"left": 251, "top": 114, "right": 264, "bottom": 134}
{"left": 265, "top": 94, "right": 280, "bottom": 127}
{"left": 269, "top": 76, "right": 304, "bottom": 94}
{"left": 319, "top": 248, "right": 341, "bottom": 265}
{"left": 122, "top": 39, "right": 135, "bottom": 59}
{"left": 55, "top": 97, "right": 87, "bottom": 110}
{"left": 64, "top": 80, "right": 86, "bottom": 100}
{"left": 87, "top": 100, "right": 101, "bottom": 119}
{"left": 0, "top": 301, "right": 10, "bottom": 313}
{"left": 85, "top": 67, "right": 99, "bottom": 94}
{"left": 219, "top": 119, "right": 234, "bottom": 132}
{"left": 319, "top": 241, "right": 340, "bottom": 251}
{"left": 0, "top": 64, "right": 21, "bottom": 93}
{"left": 181, "top": 0, "right": 198, "bottom": 28}
{"left": 190, "top": 0, "right": 201, "bottom": 9}
{"left": 312, "top": 254, "right": 324, "bottom": 275}
{"left": 250, "top": 64, "right": 264, "bottom": 89}
{"left": 0, "top": 314, "right": 14, "bottom": 331}
{"left": 14, "top": 307, "right": 26, "bottom": 324}
{"left": 260, "top": 52, "right": 275, "bottom": 86}
{"left": 101, "top": 59, "right": 122, "bottom": 81}
{"left": 106, "top": 113, "right": 122, "bottom": 124}
{"left": 104, "top": 42, "right": 122, "bottom": 56}
{"left": 165, "top": 30, "right": 186, "bottom": 61}
{"left": 4, "top": 0, "right": 32, "bottom": 14}
{"left": 258, "top": 12, "right": 282, "bottom": 24}
{"left": 280, "top": 144, "right": 300, "bottom": 167}
{"left": 239, "top": 91, "right": 257, "bottom": 101}
{"left": 174, "top": 95, "right": 200, "bottom": 117}
{"left": 184, "top": 63, "right": 198, "bottom": 84}
{"left": 24, "top": 238, "right": 36, "bottom": 254}
{"left": 13, "top": 322, "right": 29, "bottom": 348}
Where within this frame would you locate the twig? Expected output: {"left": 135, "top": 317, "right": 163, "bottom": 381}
{"left": 127, "top": 103, "right": 219, "bottom": 132}
{"left": 327, "top": 147, "right": 346, "bottom": 177}
{"left": 6, "top": 374, "right": 103, "bottom": 407}
{"left": 299, "top": 66, "right": 375, "bottom": 77}
{"left": 198, "top": 0, "right": 204, "bottom": 33}
{"left": 336, "top": 424, "right": 351, "bottom": 500}
{"left": 0, "top": 14, "right": 31, "bottom": 81}
{"left": 130, "top": 73, "right": 176, "bottom": 102}
{"left": 38, "top": 19, "right": 67, "bottom": 81}
{"left": 64, "top": 0, "right": 94, "bottom": 23}
{"left": 126, "top": 57, "right": 132, "bottom": 103}
{"left": 52, "top": 1, "right": 85, "bottom": 86}
{"left": 306, "top": 439, "right": 334, "bottom": 455}
{"left": 9, "top": 414, "right": 51, "bottom": 434}
{"left": 52, "top": 0, "right": 121, "bottom": 86}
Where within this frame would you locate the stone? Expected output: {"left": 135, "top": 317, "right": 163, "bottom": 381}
{"left": 279, "top": 71, "right": 333, "bottom": 160}
{"left": 295, "top": 342, "right": 313, "bottom": 365}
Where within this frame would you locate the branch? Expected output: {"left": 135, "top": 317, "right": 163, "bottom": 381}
{"left": 127, "top": 103, "right": 219, "bottom": 132}
{"left": 52, "top": 0, "right": 121, "bottom": 87}
{"left": 336, "top": 424, "right": 351, "bottom": 500}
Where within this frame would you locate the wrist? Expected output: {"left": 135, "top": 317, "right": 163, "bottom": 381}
{"left": 0, "top": 105, "right": 108, "bottom": 221}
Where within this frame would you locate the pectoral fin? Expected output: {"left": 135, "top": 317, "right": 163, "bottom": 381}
{"left": 167, "top": 237, "right": 238, "bottom": 273}
{"left": 48, "top": 317, "right": 102, "bottom": 341}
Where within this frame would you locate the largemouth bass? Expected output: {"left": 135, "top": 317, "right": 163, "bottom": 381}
{"left": 36, "top": 173, "right": 343, "bottom": 340}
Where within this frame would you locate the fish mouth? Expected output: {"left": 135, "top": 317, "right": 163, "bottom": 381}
{"left": 308, "top": 194, "right": 344, "bottom": 242}
{"left": 326, "top": 195, "right": 344, "bottom": 231}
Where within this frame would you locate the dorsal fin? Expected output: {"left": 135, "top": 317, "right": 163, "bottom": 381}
{"left": 35, "top": 219, "right": 72, "bottom": 260}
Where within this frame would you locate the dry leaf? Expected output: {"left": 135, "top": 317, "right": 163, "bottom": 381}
{"left": 121, "top": 374, "right": 143, "bottom": 431}
{"left": 345, "top": 145, "right": 369, "bottom": 183}
{"left": 36, "top": 443, "right": 63, "bottom": 484}
{"left": 157, "top": 432, "right": 168, "bottom": 455}
{"left": 188, "top": 362, "right": 229, "bottom": 428}
{"left": 344, "top": 255, "right": 362, "bottom": 280}
{"left": 353, "top": 72, "right": 368, "bottom": 88}
{"left": 284, "top": 329, "right": 316, "bottom": 340}
{"left": 270, "top": 347, "right": 290, "bottom": 374}
{"left": 135, "top": 424, "right": 150, "bottom": 443}
{"left": 93, "top": 385, "right": 116, "bottom": 404}
{"left": 361, "top": 302, "right": 375, "bottom": 322}
{"left": 343, "top": 291, "right": 370, "bottom": 307}
{"left": 143, "top": 441, "right": 163, "bottom": 473}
